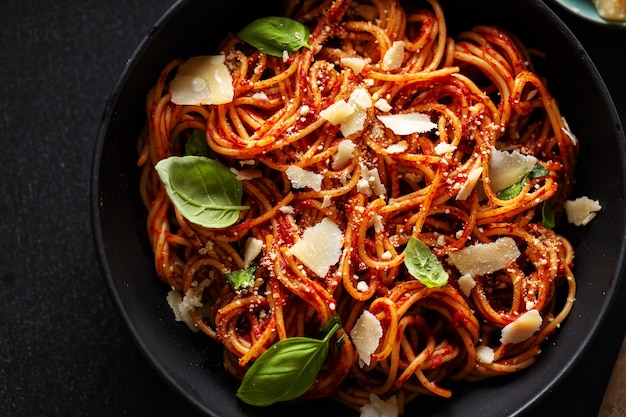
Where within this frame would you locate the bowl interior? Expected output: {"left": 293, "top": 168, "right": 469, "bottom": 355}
{"left": 92, "top": 0, "right": 626, "bottom": 416}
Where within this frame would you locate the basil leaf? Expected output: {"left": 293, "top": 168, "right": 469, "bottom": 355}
{"left": 236, "top": 318, "right": 341, "bottom": 406}
{"left": 155, "top": 155, "right": 249, "bottom": 228}
{"left": 238, "top": 16, "right": 311, "bottom": 58}
{"left": 497, "top": 178, "right": 526, "bottom": 201}
{"left": 184, "top": 129, "right": 211, "bottom": 157}
{"left": 542, "top": 201, "right": 555, "bottom": 228}
{"left": 225, "top": 264, "right": 257, "bottom": 292}
{"left": 528, "top": 162, "right": 549, "bottom": 179}
{"left": 404, "top": 237, "right": 448, "bottom": 288}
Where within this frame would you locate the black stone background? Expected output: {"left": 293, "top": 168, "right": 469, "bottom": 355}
{"left": 0, "top": 0, "right": 624, "bottom": 416}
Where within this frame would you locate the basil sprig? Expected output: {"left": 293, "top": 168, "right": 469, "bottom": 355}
{"left": 236, "top": 316, "right": 342, "bottom": 406}
{"left": 404, "top": 237, "right": 449, "bottom": 288}
{"left": 498, "top": 162, "right": 550, "bottom": 200}
{"left": 238, "top": 16, "right": 311, "bottom": 57}
{"left": 155, "top": 155, "right": 249, "bottom": 228}
{"left": 184, "top": 129, "right": 211, "bottom": 157}
{"left": 225, "top": 264, "right": 257, "bottom": 292}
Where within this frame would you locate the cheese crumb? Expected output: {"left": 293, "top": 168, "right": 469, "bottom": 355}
{"left": 350, "top": 310, "right": 383, "bottom": 367}
{"left": 434, "top": 142, "right": 457, "bottom": 155}
{"left": 374, "top": 98, "right": 392, "bottom": 112}
{"left": 340, "top": 57, "right": 369, "bottom": 74}
{"left": 169, "top": 55, "right": 234, "bottom": 105}
{"left": 290, "top": 218, "right": 343, "bottom": 277}
{"left": 286, "top": 165, "right": 323, "bottom": 191}
{"left": 447, "top": 237, "right": 521, "bottom": 277}
{"left": 500, "top": 309, "right": 543, "bottom": 345}
{"left": 385, "top": 140, "right": 408, "bottom": 154}
{"left": 457, "top": 274, "right": 476, "bottom": 297}
{"left": 564, "top": 196, "right": 602, "bottom": 226}
{"left": 476, "top": 345, "right": 495, "bottom": 364}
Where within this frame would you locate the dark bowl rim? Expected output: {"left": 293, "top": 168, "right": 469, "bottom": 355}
{"left": 90, "top": 0, "right": 626, "bottom": 416}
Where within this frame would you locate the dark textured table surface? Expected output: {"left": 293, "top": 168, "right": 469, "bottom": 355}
{"left": 1, "top": 1, "right": 624, "bottom": 416}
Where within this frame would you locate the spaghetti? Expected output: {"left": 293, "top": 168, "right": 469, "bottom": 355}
{"left": 137, "top": 0, "right": 578, "bottom": 413}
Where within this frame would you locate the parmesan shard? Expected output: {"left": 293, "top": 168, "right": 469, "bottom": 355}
{"left": 500, "top": 309, "right": 543, "bottom": 345}
{"left": 166, "top": 280, "right": 211, "bottom": 332}
{"left": 381, "top": 41, "right": 405, "bottom": 71}
{"left": 447, "top": 237, "right": 521, "bottom": 277}
{"left": 320, "top": 100, "right": 355, "bottom": 125}
{"left": 564, "top": 196, "right": 602, "bottom": 226}
{"left": 286, "top": 165, "right": 323, "bottom": 191}
{"left": 350, "top": 310, "right": 383, "bottom": 367}
{"left": 456, "top": 167, "right": 483, "bottom": 201}
{"left": 289, "top": 218, "right": 343, "bottom": 277}
{"left": 340, "top": 88, "right": 373, "bottom": 137}
{"left": 169, "top": 55, "right": 234, "bottom": 105}
{"left": 475, "top": 345, "right": 495, "bottom": 364}
{"left": 374, "top": 98, "right": 393, "bottom": 112}
{"left": 243, "top": 237, "right": 263, "bottom": 268}
{"left": 360, "top": 394, "right": 399, "bottom": 417}
{"left": 332, "top": 139, "right": 356, "bottom": 170}
{"left": 340, "top": 57, "right": 369, "bottom": 74}
{"left": 377, "top": 112, "right": 437, "bottom": 135}
{"left": 488, "top": 147, "right": 537, "bottom": 192}
{"left": 457, "top": 274, "right": 476, "bottom": 297}
{"left": 434, "top": 142, "right": 457, "bottom": 155}
{"left": 385, "top": 140, "right": 408, "bottom": 154}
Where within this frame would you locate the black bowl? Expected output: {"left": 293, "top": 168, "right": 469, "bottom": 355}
{"left": 91, "top": 0, "right": 626, "bottom": 416}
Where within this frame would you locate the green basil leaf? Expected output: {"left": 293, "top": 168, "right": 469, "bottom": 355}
{"left": 238, "top": 16, "right": 311, "bottom": 58}
{"left": 497, "top": 177, "right": 527, "bottom": 200}
{"left": 542, "top": 200, "right": 555, "bottom": 228}
{"left": 155, "top": 155, "right": 249, "bottom": 228}
{"left": 404, "top": 237, "right": 449, "bottom": 288}
{"left": 184, "top": 129, "right": 211, "bottom": 157}
{"left": 236, "top": 318, "right": 341, "bottom": 406}
{"left": 225, "top": 264, "right": 257, "bottom": 292}
{"left": 528, "top": 162, "right": 549, "bottom": 179}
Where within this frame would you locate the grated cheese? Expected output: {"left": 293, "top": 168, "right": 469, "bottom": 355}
{"left": 447, "top": 237, "right": 521, "bottom": 277}
{"left": 169, "top": 55, "right": 234, "bottom": 105}
{"left": 289, "top": 218, "right": 343, "bottom": 277}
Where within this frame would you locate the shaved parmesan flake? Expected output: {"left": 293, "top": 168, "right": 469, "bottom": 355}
{"left": 457, "top": 274, "right": 476, "bottom": 297}
{"left": 476, "top": 345, "right": 495, "bottom": 364}
{"left": 290, "top": 218, "right": 343, "bottom": 277}
{"left": 564, "top": 196, "right": 602, "bottom": 226}
{"left": 320, "top": 100, "right": 354, "bottom": 125}
{"left": 251, "top": 91, "right": 268, "bottom": 100}
{"left": 332, "top": 139, "right": 356, "bottom": 170}
{"left": 340, "top": 57, "right": 369, "bottom": 74}
{"left": 169, "top": 55, "right": 234, "bottom": 105}
{"left": 341, "top": 88, "right": 373, "bottom": 137}
{"left": 434, "top": 142, "right": 457, "bottom": 155}
{"left": 489, "top": 147, "right": 537, "bottom": 192}
{"left": 279, "top": 205, "right": 295, "bottom": 214}
{"left": 385, "top": 140, "right": 408, "bottom": 154}
{"left": 360, "top": 394, "right": 398, "bottom": 417}
{"left": 447, "top": 237, "right": 520, "bottom": 277}
{"left": 500, "top": 309, "right": 543, "bottom": 345}
{"left": 286, "top": 165, "right": 323, "bottom": 191}
{"left": 350, "top": 310, "right": 383, "bottom": 367}
{"left": 358, "top": 163, "right": 387, "bottom": 197}
{"left": 243, "top": 237, "right": 263, "bottom": 268}
{"left": 382, "top": 41, "right": 405, "bottom": 71}
{"left": 456, "top": 167, "right": 483, "bottom": 201}
{"left": 374, "top": 98, "right": 392, "bottom": 112}
{"left": 166, "top": 280, "right": 210, "bottom": 332}
{"left": 377, "top": 112, "right": 437, "bottom": 135}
